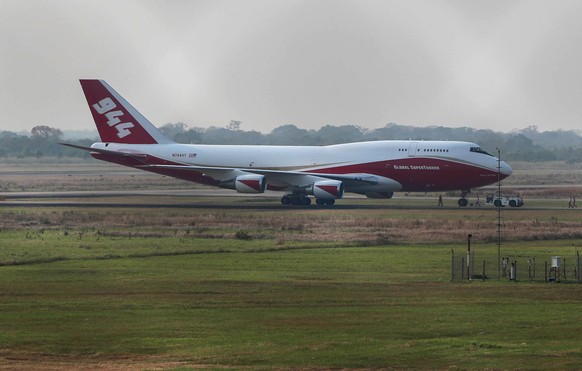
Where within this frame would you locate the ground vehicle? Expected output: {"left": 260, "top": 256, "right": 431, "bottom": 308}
{"left": 485, "top": 193, "right": 524, "bottom": 207}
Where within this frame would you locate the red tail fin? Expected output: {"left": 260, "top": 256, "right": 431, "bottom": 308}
{"left": 79, "top": 80, "right": 171, "bottom": 144}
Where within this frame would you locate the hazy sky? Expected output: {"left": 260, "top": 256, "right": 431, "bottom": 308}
{"left": 1, "top": 0, "right": 582, "bottom": 134}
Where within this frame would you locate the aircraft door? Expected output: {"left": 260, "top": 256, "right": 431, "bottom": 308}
{"left": 408, "top": 142, "right": 418, "bottom": 157}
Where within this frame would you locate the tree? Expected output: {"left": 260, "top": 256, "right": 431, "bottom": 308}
{"left": 316, "top": 125, "right": 365, "bottom": 144}
{"left": 28, "top": 125, "right": 64, "bottom": 157}
{"left": 268, "top": 125, "right": 317, "bottom": 145}
{"left": 159, "top": 122, "right": 188, "bottom": 141}
{"left": 226, "top": 120, "right": 242, "bottom": 131}
{"left": 180, "top": 128, "right": 203, "bottom": 144}
{"left": 31, "top": 125, "right": 62, "bottom": 139}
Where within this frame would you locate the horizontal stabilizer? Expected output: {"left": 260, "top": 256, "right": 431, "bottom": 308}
{"left": 60, "top": 143, "right": 148, "bottom": 160}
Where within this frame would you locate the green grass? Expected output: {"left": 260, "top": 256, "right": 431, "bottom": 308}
{"left": 1, "top": 202, "right": 582, "bottom": 368}
{"left": 0, "top": 228, "right": 342, "bottom": 266}
{"left": 0, "top": 237, "right": 581, "bottom": 369}
{"left": 3, "top": 161, "right": 582, "bottom": 368}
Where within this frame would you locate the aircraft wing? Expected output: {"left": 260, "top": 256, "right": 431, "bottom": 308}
{"left": 142, "top": 164, "right": 382, "bottom": 189}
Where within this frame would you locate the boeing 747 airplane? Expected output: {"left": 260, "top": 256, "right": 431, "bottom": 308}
{"left": 63, "top": 80, "right": 512, "bottom": 206}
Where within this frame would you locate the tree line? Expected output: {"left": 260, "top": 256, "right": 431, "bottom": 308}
{"left": 2, "top": 123, "right": 582, "bottom": 163}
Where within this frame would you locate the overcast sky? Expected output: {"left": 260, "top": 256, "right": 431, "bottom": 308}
{"left": 1, "top": 0, "right": 582, "bottom": 134}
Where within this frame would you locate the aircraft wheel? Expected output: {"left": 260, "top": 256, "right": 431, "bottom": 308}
{"left": 281, "top": 195, "right": 290, "bottom": 205}
{"left": 458, "top": 198, "right": 468, "bottom": 207}
{"left": 316, "top": 199, "right": 335, "bottom": 206}
{"left": 302, "top": 197, "right": 312, "bottom": 206}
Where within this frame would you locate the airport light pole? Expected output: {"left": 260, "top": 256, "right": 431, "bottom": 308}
{"left": 496, "top": 148, "right": 502, "bottom": 280}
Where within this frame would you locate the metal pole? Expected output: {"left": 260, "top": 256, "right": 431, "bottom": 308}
{"left": 496, "top": 148, "right": 502, "bottom": 280}
{"left": 577, "top": 251, "right": 580, "bottom": 284}
{"left": 451, "top": 249, "right": 455, "bottom": 282}
{"left": 467, "top": 234, "right": 472, "bottom": 281}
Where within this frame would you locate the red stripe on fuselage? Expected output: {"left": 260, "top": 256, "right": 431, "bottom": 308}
{"left": 308, "top": 157, "right": 505, "bottom": 191}
{"left": 91, "top": 153, "right": 219, "bottom": 187}
{"left": 92, "top": 152, "right": 504, "bottom": 193}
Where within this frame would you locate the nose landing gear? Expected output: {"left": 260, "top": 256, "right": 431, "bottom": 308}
{"left": 458, "top": 197, "right": 469, "bottom": 207}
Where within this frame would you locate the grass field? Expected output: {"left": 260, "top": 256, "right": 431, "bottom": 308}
{"left": 1, "top": 202, "right": 582, "bottom": 369}
{"left": 1, "top": 245, "right": 581, "bottom": 369}
{"left": 2, "top": 160, "right": 582, "bottom": 369}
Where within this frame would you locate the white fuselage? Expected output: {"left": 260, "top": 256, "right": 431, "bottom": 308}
{"left": 91, "top": 140, "right": 511, "bottom": 195}
{"left": 74, "top": 79, "right": 513, "bottom": 205}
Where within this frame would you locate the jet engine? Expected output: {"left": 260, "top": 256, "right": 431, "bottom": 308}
{"left": 235, "top": 174, "right": 267, "bottom": 193}
{"left": 219, "top": 174, "right": 267, "bottom": 193}
{"left": 308, "top": 180, "right": 344, "bottom": 199}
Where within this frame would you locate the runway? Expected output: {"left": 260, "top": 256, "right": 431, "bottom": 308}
{"left": 1, "top": 162, "right": 578, "bottom": 210}
{"left": 0, "top": 188, "right": 566, "bottom": 210}
{"left": 0, "top": 189, "right": 388, "bottom": 210}
{"left": 1, "top": 188, "right": 252, "bottom": 199}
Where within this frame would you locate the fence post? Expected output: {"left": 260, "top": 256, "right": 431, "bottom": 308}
{"left": 466, "top": 234, "right": 472, "bottom": 282}
{"left": 451, "top": 249, "right": 455, "bottom": 282}
{"left": 510, "top": 261, "right": 517, "bottom": 281}
{"left": 577, "top": 251, "right": 580, "bottom": 284}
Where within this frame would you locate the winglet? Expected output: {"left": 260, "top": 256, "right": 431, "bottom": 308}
{"left": 79, "top": 80, "right": 172, "bottom": 144}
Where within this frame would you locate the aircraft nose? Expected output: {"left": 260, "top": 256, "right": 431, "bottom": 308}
{"left": 500, "top": 161, "right": 512, "bottom": 177}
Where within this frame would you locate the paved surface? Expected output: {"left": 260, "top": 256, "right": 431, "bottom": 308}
{"left": 0, "top": 189, "right": 557, "bottom": 210}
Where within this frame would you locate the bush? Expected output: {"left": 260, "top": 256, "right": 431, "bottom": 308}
{"left": 235, "top": 230, "right": 252, "bottom": 240}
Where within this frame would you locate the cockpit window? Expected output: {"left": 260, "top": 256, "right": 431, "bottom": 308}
{"left": 470, "top": 147, "right": 493, "bottom": 156}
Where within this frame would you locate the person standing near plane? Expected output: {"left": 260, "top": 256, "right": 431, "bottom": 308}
{"left": 437, "top": 194, "right": 443, "bottom": 207}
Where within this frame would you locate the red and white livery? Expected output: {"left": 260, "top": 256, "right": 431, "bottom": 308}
{"left": 64, "top": 80, "right": 512, "bottom": 206}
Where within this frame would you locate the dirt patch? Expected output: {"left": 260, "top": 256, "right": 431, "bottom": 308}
{"left": 0, "top": 351, "right": 207, "bottom": 370}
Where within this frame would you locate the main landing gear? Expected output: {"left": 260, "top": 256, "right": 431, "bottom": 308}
{"left": 281, "top": 193, "right": 311, "bottom": 206}
{"left": 280, "top": 193, "right": 335, "bottom": 206}
{"left": 315, "top": 198, "right": 335, "bottom": 206}
{"left": 457, "top": 190, "right": 470, "bottom": 207}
